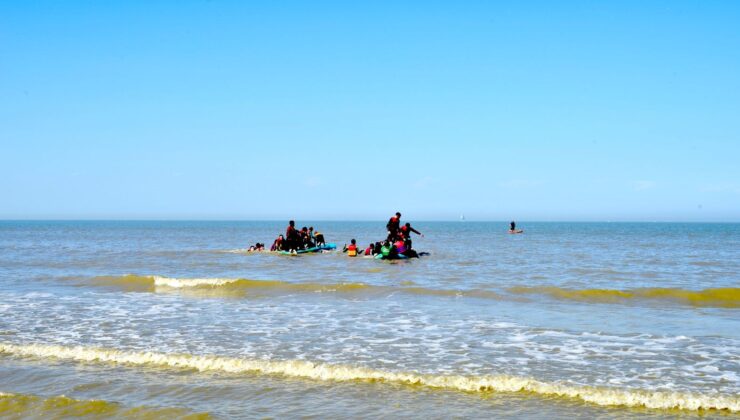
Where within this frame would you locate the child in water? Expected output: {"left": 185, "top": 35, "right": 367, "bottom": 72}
{"left": 343, "top": 239, "right": 360, "bottom": 257}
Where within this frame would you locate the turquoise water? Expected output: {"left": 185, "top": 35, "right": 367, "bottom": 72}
{"left": 0, "top": 221, "right": 738, "bottom": 418}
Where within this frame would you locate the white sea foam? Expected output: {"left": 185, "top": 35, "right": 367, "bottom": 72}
{"left": 151, "top": 276, "right": 241, "bottom": 289}
{"left": 0, "top": 342, "right": 736, "bottom": 412}
{"left": 218, "top": 249, "right": 249, "bottom": 254}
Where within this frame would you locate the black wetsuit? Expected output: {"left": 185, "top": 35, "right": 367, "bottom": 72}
{"left": 373, "top": 243, "right": 382, "bottom": 255}
{"left": 400, "top": 225, "right": 421, "bottom": 239}
{"left": 403, "top": 249, "right": 419, "bottom": 258}
{"left": 387, "top": 217, "right": 400, "bottom": 237}
{"left": 314, "top": 234, "right": 325, "bottom": 246}
{"left": 286, "top": 226, "right": 299, "bottom": 250}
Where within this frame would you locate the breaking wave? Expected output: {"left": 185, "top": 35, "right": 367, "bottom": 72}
{"left": 85, "top": 276, "right": 740, "bottom": 308}
{"left": 87, "top": 275, "right": 504, "bottom": 299}
{"left": 508, "top": 286, "right": 740, "bottom": 308}
{"left": 0, "top": 390, "right": 210, "bottom": 419}
{"left": 0, "top": 342, "right": 737, "bottom": 412}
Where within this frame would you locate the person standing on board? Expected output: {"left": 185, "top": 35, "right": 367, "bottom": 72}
{"left": 509, "top": 221, "right": 523, "bottom": 234}
{"left": 386, "top": 212, "right": 401, "bottom": 240}
{"left": 286, "top": 220, "right": 299, "bottom": 251}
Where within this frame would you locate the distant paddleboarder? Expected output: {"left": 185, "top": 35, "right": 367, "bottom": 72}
{"left": 509, "top": 221, "right": 524, "bottom": 234}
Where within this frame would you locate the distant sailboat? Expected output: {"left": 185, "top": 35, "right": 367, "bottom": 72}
{"left": 460, "top": 214, "right": 465, "bottom": 221}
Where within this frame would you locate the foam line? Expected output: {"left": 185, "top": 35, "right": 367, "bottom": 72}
{"left": 0, "top": 343, "right": 736, "bottom": 412}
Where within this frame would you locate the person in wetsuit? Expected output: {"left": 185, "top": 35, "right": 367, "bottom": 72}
{"left": 400, "top": 222, "right": 423, "bottom": 239}
{"left": 300, "top": 227, "right": 314, "bottom": 249}
{"left": 372, "top": 241, "right": 382, "bottom": 256}
{"left": 314, "top": 231, "right": 326, "bottom": 247}
{"left": 388, "top": 244, "right": 400, "bottom": 259}
{"left": 386, "top": 212, "right": 401, "bottom": 240}
{"left": 509, "top": 221, "right": 524, "bottom": 233}
{"left": 285, "top": 220, "right": 299, "bottom": 251}
{"left": 270, "top": 235, "right": 284, "bottom": 251}
{"left": 402, "top": 239, "right": 419, "bottom": 258}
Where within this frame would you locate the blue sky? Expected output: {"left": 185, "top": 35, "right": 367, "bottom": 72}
{"left": 1, "top": 1, "right": 739, "bottom": 221}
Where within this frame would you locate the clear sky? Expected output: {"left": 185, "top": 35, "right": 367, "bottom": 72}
{"left": 1, "top": 1, "right": 739, "bottom": 221}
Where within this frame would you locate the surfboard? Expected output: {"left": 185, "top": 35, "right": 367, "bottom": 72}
{"left": 278, "top": 243, "right": 336, "bottom": 255}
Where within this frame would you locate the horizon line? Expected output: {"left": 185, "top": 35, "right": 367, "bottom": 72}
{"left": 1, "top": 219, "right": 739, "bottom": 224}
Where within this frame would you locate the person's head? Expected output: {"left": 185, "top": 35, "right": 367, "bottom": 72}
{"left": 405, "top": 222, "right": 410, "bottom": 228}
{"left": 396, "top": 212, "right": 402, "bottom": 218}
{"left": 278, "top": 235, "right": 284, "bottom": 240}
{"left": 309, "top": 227, "right": 313, "bottom": 231}
{"left": 302, "top": 226, "right": 307, "bottom": 232}
{"left": 350, "top": 239, "right": 356, "bottom": 245}
{"left": 383, "top": 240, "right": 390, "bottom": 246}
{"left": 289, "top": 220, "right": 295, "bottom": 226}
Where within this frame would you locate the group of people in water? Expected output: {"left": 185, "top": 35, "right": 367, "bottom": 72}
{"left": 342, "top": 212, "right": 426, "bottom": 259}
{"left": 245, "top": 213, "right": 522, "bottom": 256}
{"left": 266, "top": 221, "right": 327, "bottom": 252}
{"left": 246, "top": 212, "right": 425, "bottom": 259}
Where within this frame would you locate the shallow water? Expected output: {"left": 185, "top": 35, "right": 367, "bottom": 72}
{"left": 0, "top": 221, "right": 738, "bottom": 418}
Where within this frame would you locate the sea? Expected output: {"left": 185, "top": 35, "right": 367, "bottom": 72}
{"left": 0, "top": 220, "right": 738, "bottom": 419}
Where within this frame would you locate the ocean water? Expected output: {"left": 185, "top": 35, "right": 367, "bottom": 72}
{"left": 0, "top": 220, "right": 738, "bottom": 419}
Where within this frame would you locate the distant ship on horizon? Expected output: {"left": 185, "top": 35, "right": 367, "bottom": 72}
{"left": 460, "top": 214, "right": 465, "bottom": 221}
